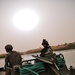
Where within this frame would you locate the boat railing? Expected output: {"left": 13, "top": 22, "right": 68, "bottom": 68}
{"left": 22, "top": 59, "right": 38, "bottom": 66}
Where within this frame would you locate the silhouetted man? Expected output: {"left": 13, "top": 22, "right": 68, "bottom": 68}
{"left": 40, "top": 39, "right": 53, "bottom": 58}
{"left": 4, "top": 44, "right": 22, "bottom": 75}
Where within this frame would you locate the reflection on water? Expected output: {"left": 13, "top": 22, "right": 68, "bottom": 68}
{"left": 0, "top": 58, "right": 5, "bottom": 67}
{"left": 0, "top": 49, "right": 75, "bottom": 68}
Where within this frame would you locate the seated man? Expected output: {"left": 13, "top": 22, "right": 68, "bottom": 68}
{"left": 40, "top": 39, "right": 54, "bottom": 59}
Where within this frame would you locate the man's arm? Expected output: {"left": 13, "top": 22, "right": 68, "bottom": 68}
{"left": 5, "top": 54, "right": 9, "bottom": 70}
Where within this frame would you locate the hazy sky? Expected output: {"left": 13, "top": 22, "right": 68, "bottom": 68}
{"left": 0, "top": 0, "right": 75, "bottom": 54}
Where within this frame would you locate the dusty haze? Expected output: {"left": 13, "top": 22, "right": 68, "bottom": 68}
{"left": 0, "top": 0, "right": 75, "bottom": 54}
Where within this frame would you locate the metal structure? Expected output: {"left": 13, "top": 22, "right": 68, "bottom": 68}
{"left": 0, "top": 53, "right": 75, "bottom": 75}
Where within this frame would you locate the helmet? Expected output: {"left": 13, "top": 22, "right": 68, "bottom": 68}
{"left": 42, "top": 39, "right": 49, "bottom": 46}
{"left": 5, "top": 44, "right": 13, "bottom": 52}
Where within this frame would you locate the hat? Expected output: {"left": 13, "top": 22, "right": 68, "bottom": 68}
{"left": 42, "top": 39, "right": 49, "bottom": 45}
{"left": 5, "top": 44, "right": 13, "bottom": 50}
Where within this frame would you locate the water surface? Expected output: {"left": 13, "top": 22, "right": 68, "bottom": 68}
{"left": 0, "top": 49, "right": 75, "bottom": 68}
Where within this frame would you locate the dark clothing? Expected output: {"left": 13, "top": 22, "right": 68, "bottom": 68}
{"left": 5, "top": 51, "right": 22, "bottom": 75}
{"left": 5, "top": 51, "right": 22, "bottom": 69}
{"left": 40, "top": 46, "right": 53, "bottom": 58}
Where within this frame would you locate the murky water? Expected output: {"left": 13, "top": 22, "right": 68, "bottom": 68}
{"left": 0, "top": 49, "right": 75, "bottom": 68}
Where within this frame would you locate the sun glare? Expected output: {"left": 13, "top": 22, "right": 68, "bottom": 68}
{"left": 12, "top": 9, "right": 39, "bottom": 31}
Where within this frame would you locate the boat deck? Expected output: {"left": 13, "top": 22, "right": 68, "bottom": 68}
{"left": 1, "top": 54, "right": 74, "bottom": 75}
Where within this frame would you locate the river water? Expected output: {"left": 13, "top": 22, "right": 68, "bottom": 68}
{"left": 0, "top": 49, "right": 75, "bottom": 68}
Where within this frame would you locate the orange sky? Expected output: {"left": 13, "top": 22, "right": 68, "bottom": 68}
{"left": 0, "top": 0, "right": 75, "bottom": 54}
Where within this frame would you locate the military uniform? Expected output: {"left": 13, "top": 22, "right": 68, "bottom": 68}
{"left": 40, "top": 45, "right": 53, "bottom": 58}
{"left": 5, "top": 51, "right": 22, "bottom": 68}
{"left": 5, "top": 51, "right": 22, "bottom": 75}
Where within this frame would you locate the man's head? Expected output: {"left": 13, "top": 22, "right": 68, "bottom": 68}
{"left": 5, "top": 44, "right": 13, "bottom": 52}
{"left": 42, "top": 39, "right": 49, "bottom": 47}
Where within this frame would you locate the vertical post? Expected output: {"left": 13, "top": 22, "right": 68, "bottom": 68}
{"left": 69, "top": 66, "right": 75, "bottom": 75}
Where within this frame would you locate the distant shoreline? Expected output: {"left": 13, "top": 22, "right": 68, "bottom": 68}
{"left": 0, "top": 42, "right": 75, "bottom": 58}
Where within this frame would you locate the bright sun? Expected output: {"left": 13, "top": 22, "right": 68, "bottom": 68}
{"left": 12, "top": 9, "right": 39, "bottom": 31}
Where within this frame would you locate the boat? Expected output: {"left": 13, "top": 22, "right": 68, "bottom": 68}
{"left": 0, "top": 53, "right": 75, "bottom": 75}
